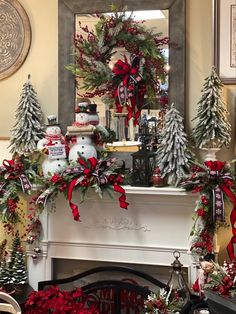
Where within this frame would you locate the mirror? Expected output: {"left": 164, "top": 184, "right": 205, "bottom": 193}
{"left": 58, "top": 0, "right": 186, "bottom": 134}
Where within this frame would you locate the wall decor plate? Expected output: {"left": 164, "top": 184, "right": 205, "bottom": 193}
{"left": 0, "top": 0, "right": 31, "bottom": 80}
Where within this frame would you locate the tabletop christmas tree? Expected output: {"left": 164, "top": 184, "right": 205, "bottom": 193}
{"left": 0, "top": 259, "right": 11, "bottom": 289}
{"left": 11, "top": 247, "right": 28, "bottom": 286}
{"left": 8, "top": 231, "right": 21, "bottom": 273}
{"left": 9, "top": 75, "right": 45, "bottom": 156}
{"left": 156, "top": 103, "right": 193, "bottom": 186}
{"left": 192, "top": 66, "right": 231, "bottom": 150}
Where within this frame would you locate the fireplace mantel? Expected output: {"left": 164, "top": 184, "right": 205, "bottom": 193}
{"left": 27, "top": 186, "right": 198, "bottom": 290}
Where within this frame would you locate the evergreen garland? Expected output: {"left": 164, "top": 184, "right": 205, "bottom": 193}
{"left": 9, "top": 75, "right": 45, "bottom": 155}
{"left": 192, "top": 67, "right": 231, "bottom": 148}
{"left": 156, "top": 103, "right": 193, "bottom": 186}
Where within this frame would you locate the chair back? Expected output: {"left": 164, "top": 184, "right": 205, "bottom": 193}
{"left": 0, "top": 291, "right": 22, "bottom": 314}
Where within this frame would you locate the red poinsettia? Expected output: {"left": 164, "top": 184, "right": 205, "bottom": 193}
{"left": 24, "top": 286, "right": 100, "bottom": 314}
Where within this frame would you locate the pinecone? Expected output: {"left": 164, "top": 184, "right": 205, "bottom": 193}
{"left": 124, "top": 41, "right": 138, "bottom": 54}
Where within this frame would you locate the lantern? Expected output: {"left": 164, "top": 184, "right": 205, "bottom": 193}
{"left": 167, "top": 251, "right": 191, "bottom": 305}
{"left": 131, "top": 116, "right": 156, "bottom": 186}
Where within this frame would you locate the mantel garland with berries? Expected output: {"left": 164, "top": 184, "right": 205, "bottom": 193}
{"left": 66, "top": 5, "right": 168, "bottom": 126}
{"left": 181, "top": 160, "right": 236, "bottom": 261}
{"left": 0, "top": 154, "right": 128, "bottom": 243}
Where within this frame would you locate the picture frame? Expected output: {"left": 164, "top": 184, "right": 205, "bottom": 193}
{"left": 214, "top": 0, "right": 236, "bottom": 84}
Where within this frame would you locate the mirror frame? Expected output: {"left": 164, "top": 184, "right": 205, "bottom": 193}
{"left": 58, "top": 0, "right": 186, "bottom": 133}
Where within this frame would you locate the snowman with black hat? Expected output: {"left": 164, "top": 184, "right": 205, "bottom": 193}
{"left": 37, "top": 115, "right": 68, "bottom": 177}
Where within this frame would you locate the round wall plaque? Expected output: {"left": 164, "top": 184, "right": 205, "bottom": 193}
{"left": 0, "top": 0, "right": 31, "bottom": 80}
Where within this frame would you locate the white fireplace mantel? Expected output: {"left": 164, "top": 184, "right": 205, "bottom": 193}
{"left": 27, "top": 186, "right": 198, "bottom": 290}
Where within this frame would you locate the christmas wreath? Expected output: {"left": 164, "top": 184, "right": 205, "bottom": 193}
{"left": 66, "top": 5, "right": 168, "bottom": 125}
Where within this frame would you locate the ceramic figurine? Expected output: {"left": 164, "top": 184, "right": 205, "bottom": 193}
{"left": 68, "top": 103, "right": 97, "bottom": 163}
{"left": 37, "top": 115, "right": 68, "bottom": 177}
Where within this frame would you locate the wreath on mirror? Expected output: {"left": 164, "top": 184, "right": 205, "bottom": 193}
{"left": 66, "top": 5, "right": 169, "bottom": 126}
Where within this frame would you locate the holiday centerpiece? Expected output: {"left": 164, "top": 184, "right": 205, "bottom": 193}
{"left": 191, "top": 67, "right": 231, "bottom": 161}
{"left": 181, "top": 160, "right": 236, "bottom": 261}
{"left": 66, "top": 5, "right": 168, "bottom": 127}
{"left": 143, "top": 288, "right": 184, "bottom": 314}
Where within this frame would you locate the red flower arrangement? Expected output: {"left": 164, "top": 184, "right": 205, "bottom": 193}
{"left": 181, "top": 160, "right": 236, "bottom": 260}
{"left": 144, "top": 288, "right": 184, "bottom": 314}
{"left": 204, "top": 260, "right": 236, "bottom": 297}
{"left": 24, "top": 286, "right": 100, "bottom": 314}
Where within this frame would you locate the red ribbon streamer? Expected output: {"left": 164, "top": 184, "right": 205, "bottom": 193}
{"left": 67, "top": 178, "right": 81, "bottom": 222}
{"left": 113, "top": 184, "right": 129, "bottom": 209}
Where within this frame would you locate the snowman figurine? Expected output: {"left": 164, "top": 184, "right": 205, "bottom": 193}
{"left": 37, "top": 115, "right": 68, "bottom": 177}
{"left": 68, "top": 103, "right": 97, "bottom": 163}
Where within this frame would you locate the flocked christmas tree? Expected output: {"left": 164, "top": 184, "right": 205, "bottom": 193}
{"left": 156, "top": 103, "right": 193, "bottom": 186}
{"left": 0, "top": 259, "right": 11, "bottom": 288}
{"left": 192, "top": 66, "right": 231, "bottom": 148}
{"left": 11, "top": 247, "right": 28, "bottom": 285}
{"left": 9, "top": 75, "right": 45, "bottom": 155}
{"left": 8, "top": 231, "right": 21, "bottom": 273}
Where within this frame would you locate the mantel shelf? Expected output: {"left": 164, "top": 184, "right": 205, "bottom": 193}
{"left": 123, "top": 185, "right": 192, "bottom": 196}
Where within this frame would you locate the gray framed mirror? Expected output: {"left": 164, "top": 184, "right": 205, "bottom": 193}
{"left": 58, "top": 0, "right": 186, "bottom": 133}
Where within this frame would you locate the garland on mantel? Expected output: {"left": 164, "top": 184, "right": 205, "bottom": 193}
{"left": 0, "top": 155, "right": 128, "bottom": 243}
{"left": 181, "top": 160, "right": 236, "bottom": 261}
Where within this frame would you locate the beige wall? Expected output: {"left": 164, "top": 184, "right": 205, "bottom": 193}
{"left": 0, "top": 0, "right": 58, "bottom": 138}
{"left": 0, "top": 0, "right": 235, "bottom": 257}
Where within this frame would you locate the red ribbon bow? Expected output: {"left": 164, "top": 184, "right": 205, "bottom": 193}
{"left": 112, "top": 56, "right": 145, "bottom": 126}
{"left": 67, "top": 157, "right": 129, "bottom": 221}
{"left": 1, "top": 159, "right": 31, "bottom": 193}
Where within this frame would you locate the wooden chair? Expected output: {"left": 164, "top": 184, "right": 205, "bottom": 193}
{"left": 0, "top": 291, "right": 21, "bottom": 314}
{"left": 38, "top": 266, "right": 167, "bottom": 314}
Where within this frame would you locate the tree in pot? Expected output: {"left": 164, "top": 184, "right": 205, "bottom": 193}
{"left": 191, "top": 66, "right": 231, "bottom": 161}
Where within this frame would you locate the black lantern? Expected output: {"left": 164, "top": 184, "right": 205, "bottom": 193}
{"left": 167, "top": 251, "right": 191, "bottom": 305}
{"left": 147, "top": 116, "right": 160, "bottom": 151}
{"left": 131, "top": 117, "right": 156, "bottom": 186}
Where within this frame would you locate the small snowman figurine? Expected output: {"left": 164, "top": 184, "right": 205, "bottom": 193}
{"left": 37, "top": 115, "right": 68, "bottom": 177}
{"left": 73, "top": 102, "right": 90, "bottom": 127}
{"left": 68, "top": 103, "right": 97, "bottom": 163}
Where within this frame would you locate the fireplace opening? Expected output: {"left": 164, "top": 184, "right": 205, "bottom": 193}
{"left": 52, "top": 258, "right": 189, "bottom": 289}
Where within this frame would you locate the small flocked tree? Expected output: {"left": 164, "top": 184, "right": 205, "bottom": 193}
{"left": 11, "top": 247, "right": 28, "bottom": 285}
{"left": 192, "top": 66, "right": 231, "bottom": 148}
{"left": 9, "top": 75, "right": 45, "bottom": 155}
{"left": 0, "top": 259, "right": 11, "bottom": 288}
{"left": 8, "top": 231, "right": 21, "bottom": 273}
{"left": 156, "top": 103, "right": 193, "bottom": 186}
